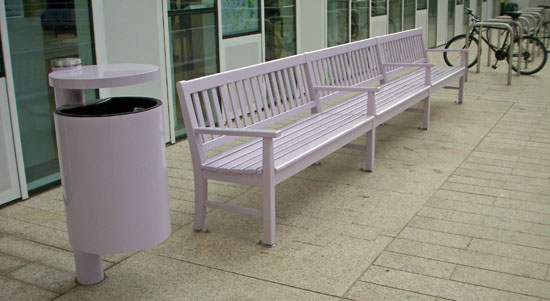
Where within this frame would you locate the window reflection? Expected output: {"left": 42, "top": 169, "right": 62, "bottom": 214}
{"left": 351, "top": 0, "right": 369, "bottom": 41}
{"left": 372, "top": 0, "right": 388, "bottom": 16}
{"left": 327, "top": 0, "right": 349, "bottom": 47}
{"left": 168, "top": 0, "right": 219, "bottom": 138}
{"left": 404, "top": 0, "right": 415, "bottom": 30}
{"left": 389, "top": 0, "right": 403, "bottom": 33}
{"left": 265, "top": 0, "right": 296, "bottom": 61}
{"left": 6, "top": 0, "right": 95, "bottom": 191}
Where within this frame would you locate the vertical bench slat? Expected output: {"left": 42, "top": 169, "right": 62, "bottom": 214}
{"left": 258, "top": 75, "right": 273, "bottom": 118}
{"left": 278, "top": 70, "right": 291, "bottom": 110}
{"left": 270, "top": 72, "right": 285, "bottom": 113}
{"left": 358, "top": 48, "right": 370, "bottom": 79}
{"left": 352, "top": 50, "right": 364, "bottom": 83}
{"left": 192, "top": 93, "right": 208, "bottom": 142}
{"left": 201, "top": 90, "right": 217, "bottom": 138}
{"left": 282, "top": 69, "right": 296, "bottom": 108}
{"left": 349, "top": 51, "right": 361, "bottom": 84}
{"left": 298, "top": 65, "right": 311, "bottom": 102}
{"left": 288, "top": 67, "right": 302, "bottom": 106}
{"left": 338, "top": 54, "right": 351, "bottom": 87}
{"left": 243, "top": 79, "right": 259, "bottom": 123}
{"left": 218, "top": 86, "right": 234, "bottom": 128}
{"left": 318, "top": 60, "right": 330, "bottom": 97}
{"left": 210, "top": 88, "right": 224, "bottom": 128}
{"left": 228, "top": 83, "right": 244, "bottom": 128}
{"left": 265, "top": 73, "right": 279, "bottom": 115}
{"left": 251, "top": 76, "right": 266, "bottom": 121}
{"left": 333, "top": 56, "right": 345, "bottom": 86}
{"left": 236, "top": 81, "right": 253, "bottom": 126}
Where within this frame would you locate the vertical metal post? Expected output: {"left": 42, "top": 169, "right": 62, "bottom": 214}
{"left": 476, "top": 25, "right": 483, "bottom": 73}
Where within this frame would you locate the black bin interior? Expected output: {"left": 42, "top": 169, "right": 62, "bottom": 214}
{"left": 56, "top": 97, "right": 161, "bottom": 117}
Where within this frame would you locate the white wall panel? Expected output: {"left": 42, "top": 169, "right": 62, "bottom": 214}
{"left": 455, "top": 5, "right": 464, "bottom": 35}
{"left": 92, "top": 0, "right": 170, "bottom": 142}
{"left": 416, "top": 9, "right": 428, "bottom": 46}
{"left": 220, "top": 34, "right": 263, "bottom": 71}
{"left": 371, "top": 16, "right": 388, "bottom": 37}
{"left": 297, "top": 0, "right": 326, "bottom": 52}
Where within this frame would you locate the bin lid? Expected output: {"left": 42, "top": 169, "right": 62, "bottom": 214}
{"left": 55, "top": 97, "right": 161, "bottom": 117}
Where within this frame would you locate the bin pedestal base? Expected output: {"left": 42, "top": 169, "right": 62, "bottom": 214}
{"left": 74, "top": 249, "right": 104, "bottom": 285}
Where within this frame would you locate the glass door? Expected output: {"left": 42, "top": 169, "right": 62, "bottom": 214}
{"left": 388, "top": 0, "right": 403, "bottom": 33}
{"left": 428, "top": 0, "right": 437, "bottom": 47}
{"left": 0, "top": 35, "right": 21, "bottom": 204}
{"left": 327, "top": 0, "right": 349, "bottom": 47}
{"left": 448, "top": 0, "right": 455, "bottom": 40}
{"left": 351, "top": 0, "right": 369, "bottom": 41}
{"left": 167, "top": 0, "right": 219, "bottom": 138}
{"left": 265, "top": 0, "right": 296, "bottom": 61}
{"left": 403, "top": 0, "right": 415, "bottom": 30}
{"left": 5, "top": 0, "right": 95, "bottom": 192}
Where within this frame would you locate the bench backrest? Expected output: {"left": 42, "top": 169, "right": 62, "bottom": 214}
{"left": 375, "top": 28, "right": 428, "bottom": 78}
{"left": 305, "top": 37, "right": 385, "bottom": 104}
{"left": 177, "top": 54, "right": 317, "bottom": 154}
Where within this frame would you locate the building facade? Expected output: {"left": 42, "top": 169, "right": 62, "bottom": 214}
{"left": 0, "top": 0, "right": 505, "bottom": 205}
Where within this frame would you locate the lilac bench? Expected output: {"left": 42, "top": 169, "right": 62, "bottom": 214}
{"left": 176, "top": 29, "right": 468, "bottom": 245}
{"left": 176, "top": 55, "right": 376, "bottom": 246}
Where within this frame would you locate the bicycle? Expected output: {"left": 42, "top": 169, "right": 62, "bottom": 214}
{"left": 443, "top": 8, "right": 548, "bottom": 75}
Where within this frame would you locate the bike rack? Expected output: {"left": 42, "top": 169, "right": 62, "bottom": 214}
{"left": 485, "top": 18, "right": 523, "bottom": 75}
{"left": 466, "top": 22, "right": 515, "bottom": 85}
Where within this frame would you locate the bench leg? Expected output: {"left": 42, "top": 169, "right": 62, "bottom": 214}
{"left": 262, "top": 183, "right": 276, "bottom": 246}
{"left": 193, "top": 177, "right": 207, "bottom": 231}
{"left": 422, "top": 97, "right": 430, "bottom": 130}
{"left": 458, "top": 76, "right": 465, "bottom": 104}
{"left": 364, "top": 127, "right": 376, "bottom": 172}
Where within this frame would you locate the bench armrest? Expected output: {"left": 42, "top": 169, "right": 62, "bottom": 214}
{"left": 426, "top": 49, "right": 469, "bottom": 53}
{"left": 195, "top": 127, "right": 282, "bottom": 138}
{"left": 313, "top": 85, "right": 380, "bottom": 93}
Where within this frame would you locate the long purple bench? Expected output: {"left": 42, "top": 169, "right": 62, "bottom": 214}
{"left": 176, "top": 28, "right": 467, "bottom": 245}
{"left": 176, "top": 55, "right": 377, "bottom": 246}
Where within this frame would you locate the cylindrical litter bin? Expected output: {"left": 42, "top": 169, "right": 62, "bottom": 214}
{"left": 54, "top": 96, "right": 170, "bottom": 284}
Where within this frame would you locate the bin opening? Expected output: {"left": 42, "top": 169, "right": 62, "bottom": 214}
{"left": 56, "top": 97, "right": 161, "bottom": 117}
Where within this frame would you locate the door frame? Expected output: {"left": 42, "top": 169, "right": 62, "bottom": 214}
{"left": 0, "top": 0, "right": 29, "bottom": 201}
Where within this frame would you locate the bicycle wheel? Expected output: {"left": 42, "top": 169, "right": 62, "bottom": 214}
{"left": 444, "top": 34, "right": 480, "bottom": 68}
{"left": 508, "top": 36, "right": 548, "bottom": 75}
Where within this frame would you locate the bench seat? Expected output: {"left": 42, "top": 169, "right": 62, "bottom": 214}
{"left": 388, "top": 66, "right": 464, "bottom": 90}
{"left": 203, "top": 110, "right": 374, "bottom": 174}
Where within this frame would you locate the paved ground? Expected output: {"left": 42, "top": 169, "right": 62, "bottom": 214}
{"left": 1, "top": 50, "right": 550, "bottom": 300}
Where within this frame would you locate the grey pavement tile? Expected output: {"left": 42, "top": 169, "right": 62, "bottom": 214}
{"left": 0, "top": 204, "right": 67, "bottom": 232}
{"left": 433, "top": 189, "right": 496, "bottom": 206}
{"left": 373, "top": 251, "right": 456, "bottom": 279}
{"left": 482, "top": 216, "right": 550, "bottom": 237}
{"left": 453, "top": 168, "right": 550, "bottom": 188}
{"left": 494, "top": 198, "right": 550, "bottom": 215}
{"left": 451, "top": 265, "right": 550, "bottom": 299}
{"left": 0, "top": 215, "right": 72, "bottom": 251}
{"left": 18, "top": 197, "right": 66, "bottom": 215}
{"left": 426, "top": 197, "right": 550, "bottom": 225}
{"left": 56, "top": 252, "right": 338, "bottom": 301}
{"left": 0, "top": 275, "right": 57, "bottom": 300}
{"left": 416, "top": 206, "right": 485, "bottom": 225}
{"left": 0, "top": 252, "right": 27, "bottom": 273}
{"left": 361, "top": 266, "right": 537, "bottom": 300}
{"left": 409, "top": 216, "right": 550, "bottom": 250}
{"left": 10, "top": 262, "right": 77, "bottom": 294}
{"left": 467, "top": 239, "right": 550, "bottom": 265}
{"left": 387, "top": 238, "right": 548, "bottom": 280}
{"left": 397, "top": 227, "right": 472, "bottom": 249}
{"left": 440, "top": 182, "right": 550, "bottom": 205}
{"left": 345, "top": 281, "right": 437, "bottom": 300}
{"left": 0, "top": 235, "right": 112, "bottom": 273}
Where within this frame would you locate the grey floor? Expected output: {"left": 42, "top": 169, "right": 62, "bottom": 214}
{"left": 1, "top": 51, "right": 550, "bottom": 300}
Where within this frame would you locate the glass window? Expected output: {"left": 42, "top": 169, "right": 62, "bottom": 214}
{"left": 265, "top": 0, "right": 296, "bottom": 61}
{"left": 327, "top": 0, "right": 349, "bottom": 47}
{"left": 417, "top": 0, "right": 427, "bottom": 10}
{"left": 351, "top": 0, "right": 369, "bottom": 41}
{"left": 456, "top": 0, "right": 464, "bottom": 4}
{"left": 6, "top": 0, "right": 95, "bottom": 191}
{"left": 222, "top": 0, "right": 260, "bottom": 37}
{"left": 372, "top": 0, "right": 388, "bottom": 16}
{"left": 448, "top": 0, "right": 455, "bottom": 39}
{"left": 404, "top": 0, "right": 415, "bottom": 30}
{"left": 428, "top": 0, "right": 438, "bottom": 47}
{"left": 168, "top": 1, "right": 219, "bottom": 138}
{"left": 388, "top": 0, "right": 402, "bottom": 33}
